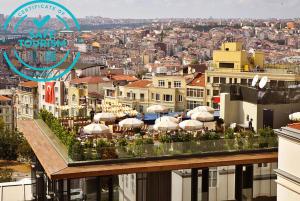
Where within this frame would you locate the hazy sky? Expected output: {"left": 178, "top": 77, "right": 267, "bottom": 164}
{"left": 1, "top": 0, "right": 299, "bottom": 19}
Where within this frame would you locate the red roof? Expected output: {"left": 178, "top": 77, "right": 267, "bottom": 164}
{"left": 71, "top": 76, "right": 110, "bottom": 84}
{"left": 188, "top": 73, "right": 205, "bottom": 87}
{"left": 0, "top": 96, "right": 11, "bottom": 101}
{"left": 110, "top": 75, "right": 138, "bottom": 82}
{"left": 127, "top": 80, "right": 152, "bottom": 88}
{"left": 19, "top": 81, "right": 38, "bottom": 88}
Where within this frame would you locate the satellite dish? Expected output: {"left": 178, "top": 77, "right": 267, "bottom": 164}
{"left": 251, "top": 75, "right": 259, "bottom": 87}
{"left": 259, "top": 76, "right": 268, "bottom": 89}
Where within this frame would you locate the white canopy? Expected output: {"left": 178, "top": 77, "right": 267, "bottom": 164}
{"left": 155, "top": 116, "right": 179, "bottom": 124}
{"left": 94, "top": 113, "right": 116, "bottom": 122}
{"left": 83, "top": 123, "right": 110, "bottom": 135}
{"left": 191, "top": 111, "right": 214, "bottom": 122}
{"left": 154, "top": 121, "right": 179, "bottom": 131}
{"left": 289, "top": 112, "right": 300, "bottom": 122}
{"left": 119, "top": 118, "right": 144, "bottom": 129}
{"left": 179, "top": 120, "right": 203, "bottom": 131}
{"left": 187, "top": 106, "right": 215, "bottom": 116}
{"left": 147, "top": 105, "right": 169, "bottom": 113}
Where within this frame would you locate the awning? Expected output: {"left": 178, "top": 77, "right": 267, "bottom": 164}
{"left": 213, "top": 96, "right": 220, "bottom": 103}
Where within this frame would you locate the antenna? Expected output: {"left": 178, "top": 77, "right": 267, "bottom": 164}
{"left": 251, "top": 75, "right": 259, "bottom": 87}
{"left": 259, "top": 76, "right": 268, "bottom": 89}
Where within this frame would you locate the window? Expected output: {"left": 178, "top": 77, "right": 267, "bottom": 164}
{"left": 140, "top": 93, "right": 145, "bottom": 101}
{"left": 42, "top": 95, "right": 45, "bottom": 100}
{"left": 119, "top": 91, "right": 123, "bottom": 96}
{"left": 258, "top": 163, "right": 268, "bottom": 168}
{"left": 163, "top": 94, "right": 172, "bottom": 102}
{"left": 127, "top": 93, "right": 131, "bottom": 98}
{"left": 42, "top": 85, "right": 45, "bottom": 89}
{"left": 178, "top": 95, "right": 183, "bottom": 102}
{"left": 132, "top": 93, "right": 136, "bottom": 100}
{"left": 209, "top": 169, "right": 217, "bottom": 187}
{"left": 219, "top": 62, "right": 234, "bottom": 68}
{"left": 55, "top": 87, "right": 58, "bottom": 93}
{"left": 0, "top": 108, "right": 2, "bottom": 114}
{"left": 72, "top": 94, "right": 76, "bottom": 102}
{"left": 187, "top": 101, "right": 202, "bottom": 110}
{"left": 168, "top": 82, "right": 172, "bottom": 88}
{"left": 158, "top": 80, "right": 165, "bottom": 87}
{"left": 229, "top": 78, "right": 233, "bottom": 84}
{"left": 241, "top": 79, "right": 247, "bottom": 85}
{"left": 187, "top": 88, "right": 204, "bottom": 98}
{"left": 106, "top": 90, "right": 114, "bottom": 97}
{"left": 207, "top": 90, "right": 210, "bottom": 96}
{"left": 220, "top": 77, "right": 226, "bottom": 84}
{"left": 213, "top": 90, "right": 219, "bottom": 96}
{"left": 156, "top": 94, "right": 160, "bottom": 101}
{"left": 174, "top": 81, "right": 181, "bottom": 88}
{"left": 207, "top": 76, "right": 211, "bottom": 83}
{"left": 151, "top": 93, "right": 155, "bottom": 100}
{"left": 213, "top": 77, "right": 220, "bottom": 83}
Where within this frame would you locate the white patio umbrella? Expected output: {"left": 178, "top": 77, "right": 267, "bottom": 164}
{"left": 191, "top": 112, "right": 214, "bottom": 122}
{"left": 154, "top": 121, "right": 179, "bottom": 132}
{"left": 83, "top": 123, "right": 110, "bottom": 136}
{"left": 289, "top": 112, "right": 300, "bottom": 121}
{"left": 147, "top": 105, "right": 169, "bottom": 113}
{"left": 179, "top": 120, "right": 203, "bottom": 131}
{"left": 94, "top": 113, "right": 116, "bottom": 122}
{"left": 119, "top": 118, "right": 144, "bottom": 129}
{"left": 155, "top": 116, "right": 179, "bottom": 124}
{"left": 187, "top": 106, "right": 215, "bottom": 116}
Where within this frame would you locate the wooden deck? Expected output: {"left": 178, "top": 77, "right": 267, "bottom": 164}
{"left": 17, "top": 119, "right": 278, "bottom": 180}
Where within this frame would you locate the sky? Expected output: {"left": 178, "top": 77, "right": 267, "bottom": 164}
{"left": 0, "top": 0, "right": 300, "bottom": 19}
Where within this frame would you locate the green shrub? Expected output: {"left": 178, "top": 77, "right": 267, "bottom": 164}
{"left": 258, "top": 127, "right": 275, "bottom": 138}
{"left": 224, "top": 128, "right": 235, "bottom": 139}
{"left": 117, "top": 138, "right": 128, "bottom": 147}
{"left": 0, "top": 168, "right": 13, "bottom": 183}
{"left": 158, "top": 135, "right": 172, "bottom": 143}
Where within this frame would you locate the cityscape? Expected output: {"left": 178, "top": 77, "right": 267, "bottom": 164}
{"left": 1, "top": 0, "right": 300, "bottom": 201}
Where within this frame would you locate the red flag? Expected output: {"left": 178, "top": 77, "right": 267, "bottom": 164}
{"left": 45, "top": 82, "right": 55, "bottom": 104}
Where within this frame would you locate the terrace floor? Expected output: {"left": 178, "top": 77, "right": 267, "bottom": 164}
{"left": 17, "top": 119, "right": 278, "bottom": 180}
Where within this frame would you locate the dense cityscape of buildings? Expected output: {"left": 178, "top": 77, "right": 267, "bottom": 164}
{"left": 1, "top": 11, "right": 300, "bottom": 201}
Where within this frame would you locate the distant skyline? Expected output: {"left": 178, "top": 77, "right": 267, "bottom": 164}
{"left": 0, "top": 0, "right": 300, "bottom": 19}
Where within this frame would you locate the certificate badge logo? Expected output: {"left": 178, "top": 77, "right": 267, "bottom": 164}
{"left": 3, "top": 0, "right": 81, "bottom": 82}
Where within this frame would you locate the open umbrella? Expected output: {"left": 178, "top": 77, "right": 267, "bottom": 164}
{"left": 155, "top": 116, "right": 179, "bottom": 124}
{"left": 94, "top": 113, "right": 116, "bottom": 122}
{"left": 154, "top": 121, "right": 179, "bottom": 132}
{"left": 147, "top": 105, "right": 169, "bottom": 113}
{"left": 179, "top": 120, "right": 203, "bottom": 131}
{"left": 83, "top": 123, "right": 110, "bottom": 136}
{"left": 289, "top": 112, "right": 300, "bottom": 122}
{"left": 191, "top": 112, "right": 214, "bottom": 122}
{"left": 187, "top": 106, "right": 215, "bottom": 116}
{"left": 119, "top": 118, "right": 144, "bottom": 129}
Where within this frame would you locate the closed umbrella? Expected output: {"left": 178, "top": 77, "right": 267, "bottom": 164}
{"left": 289, "top": 112, "right": 300, "bottom": 121}
{"left": 147, "top": 105, "right": 169, "bottom": 113}
{"left": 155, "top": 116, "right": 179, "bottom": 124}
{"left": 179, "top": 120, "right": 203, "bottom": 131}
{"left": 154, "top": 121, "right": 179, "bottom": 132}
{"left": 119, "top": 118, "right": 144, "bottom": 129}
{"left": 83, "top": 123, "right": 110, "bottom": 136}
{"left": 94, "top": 113, "right": 116, "bottom": 122}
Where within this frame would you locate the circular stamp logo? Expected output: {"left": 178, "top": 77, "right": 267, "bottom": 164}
{"left": 3, "top": 0, "right": 81, "bottom": 82}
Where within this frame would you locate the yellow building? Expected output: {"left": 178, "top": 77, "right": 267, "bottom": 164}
{"left": 213, "top": 42, "right": 264, "bottom": 72}
{"left": 16, "top": 81, "right": 39, "bottom": 119}
{"left": 206, "top": 42, "right": 300, "bottom": 109}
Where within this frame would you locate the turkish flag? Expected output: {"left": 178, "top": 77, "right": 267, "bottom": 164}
{"left": 45, "top": 82, "right": 55, "bottom": 104}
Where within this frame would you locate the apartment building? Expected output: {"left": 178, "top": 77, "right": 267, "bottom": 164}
{"left": 186, "top": 73, "right": 206, "bottom": 110}
{"left": 0, "top": 95, "right": 15, "bottom": 130}
{"left": 69, "top": 76, "right": 112, "bottom": 116}
{"left": 205, "top": 42, "right": 300, "bottom": 109}
{"left": 16, "top": 81, "right": 38, "bottom": 119}
{"left": 276, "top": 124, "right": 300, "bottom": 201}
